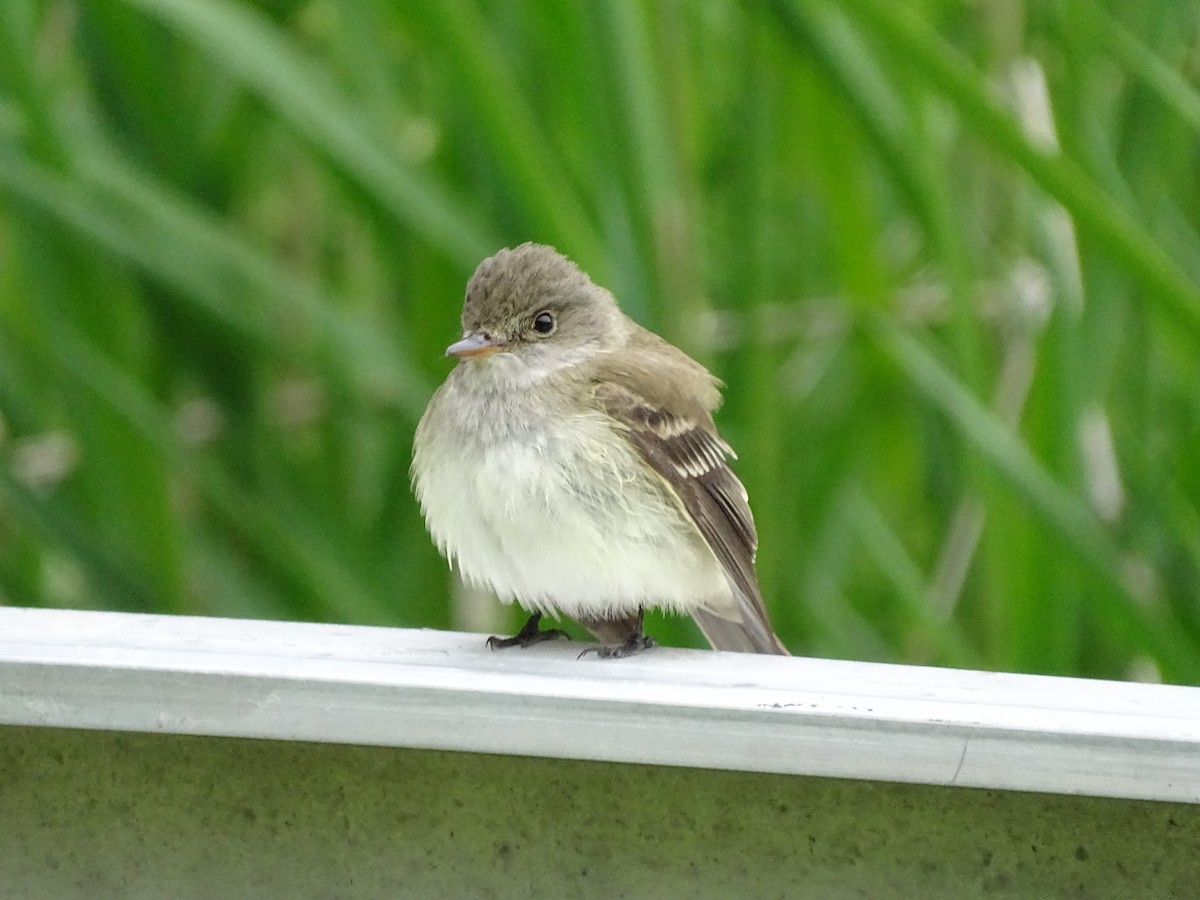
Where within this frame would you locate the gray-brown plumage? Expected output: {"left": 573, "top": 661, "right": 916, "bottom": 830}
{"left": 589, "top": 331, "right": 788, "bottom": 655}
{"left": 412, "top": 242, "right": 788, "bottom": 657}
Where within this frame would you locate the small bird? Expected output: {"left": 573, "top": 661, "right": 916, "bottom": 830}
{"left": 412, "top": 243, "right": 788, "bottom": 657}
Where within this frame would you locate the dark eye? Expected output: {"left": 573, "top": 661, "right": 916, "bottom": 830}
{"left": 532, "top": 310, "right": 555, "bottom": 334}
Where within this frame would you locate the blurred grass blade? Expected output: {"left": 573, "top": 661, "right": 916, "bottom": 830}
{"left": 845, "top": 487, "right": 975, "bottom": 668}
{"left": 874, "top": 317, "right": 1198, "bottom": 680}
{"left": 822, "top": 0, "right": 1200, "bottom": 341}
{"left": 120, "top": 0, "right": 495, "bottom": 266}
{"left": 766, "top": 0, "right": 929, "bottom": 225}
{"left": 0, "top": 147, "right": 432, "bottom": 414}
{"left": 0, "top": 149, "right": 267, "bottom": 341}
{"left": 0, "top": 468, "right": 158, "bottom": 611}
{"left": 15, "top": 319, "right": 394, "bottom": 624}
{"left": 1066, "top": 0, "right": 1200, "bottom": 135}
{"left": 397, "top": 1, "right": 605, "bottom": 266}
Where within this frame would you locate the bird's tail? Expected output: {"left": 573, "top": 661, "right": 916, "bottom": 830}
{"left": 691, "top": 609, "right": 790, "bottom": 655}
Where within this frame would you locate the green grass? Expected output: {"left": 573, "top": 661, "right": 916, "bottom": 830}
{"left": 1, "top": 0, "right": 1198, "bottom": 682}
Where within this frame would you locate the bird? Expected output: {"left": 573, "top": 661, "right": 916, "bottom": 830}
{"left": 411, "top": 243, "right": 788, "bottom": 658}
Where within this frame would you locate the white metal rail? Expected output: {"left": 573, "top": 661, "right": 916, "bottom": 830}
{"left": 0, "top": 606, "right": 1196, "bottom": 803}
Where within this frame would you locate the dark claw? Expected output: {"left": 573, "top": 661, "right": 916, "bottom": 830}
{"left": 486, "top": 613, "right": 570, "bottom": 650}
{"left": 578, "top": 634, "right": 657, "bottom": 660}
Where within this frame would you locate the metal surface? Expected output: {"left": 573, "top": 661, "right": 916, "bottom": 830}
{"left": 0, "top": 606, "right": 1197, "bottom": 803}
{"left": 4, "top": 726, "right": 1197, "bottom": 900}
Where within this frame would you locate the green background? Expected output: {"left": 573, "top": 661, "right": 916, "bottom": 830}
{"left": 1, "top": 0, "right": 1198, "bottom": 682}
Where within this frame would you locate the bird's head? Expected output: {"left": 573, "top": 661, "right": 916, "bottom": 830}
{"left": 446, "top": 243, "right": 627, "bottom": 381}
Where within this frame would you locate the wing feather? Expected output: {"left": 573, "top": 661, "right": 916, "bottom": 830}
{"left": 590, "top": 336, "right": 787, "bottom": 655}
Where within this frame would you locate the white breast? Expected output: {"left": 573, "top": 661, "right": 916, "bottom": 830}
{"left": 412, "top": 369, "right": 731, "bottom": 621}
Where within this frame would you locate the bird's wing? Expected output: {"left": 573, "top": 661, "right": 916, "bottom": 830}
{"left": 590, "top": 333, "right": 788, "bottom": 655}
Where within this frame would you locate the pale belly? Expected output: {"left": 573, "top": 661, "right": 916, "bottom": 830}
{"left": 413, "top": 388, "right": 731, "bottom": 620}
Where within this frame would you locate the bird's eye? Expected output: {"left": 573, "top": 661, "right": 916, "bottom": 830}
{"left": 532, "top": 311, "right": 555, "bottom": 335}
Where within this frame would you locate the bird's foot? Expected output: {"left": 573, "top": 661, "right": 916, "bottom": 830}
{"left": 578, "top": 634, "right": 657, "bottom": 660}
{"left": 486, "top": 613, "right": 570, "bottom": 650}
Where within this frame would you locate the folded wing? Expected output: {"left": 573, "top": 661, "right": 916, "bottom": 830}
{"left": 590, "top": 329, "right": 788, "bottom": 655}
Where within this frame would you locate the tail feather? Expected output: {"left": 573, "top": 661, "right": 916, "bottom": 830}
{"left": 691, "top": 608, "right": 789, "bottom": 655}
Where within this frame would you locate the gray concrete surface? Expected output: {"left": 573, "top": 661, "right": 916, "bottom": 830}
{"left": 1, "top": 725, "right": 1196, "bottom": 899}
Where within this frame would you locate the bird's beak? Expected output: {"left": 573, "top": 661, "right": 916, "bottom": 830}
{"left": 445, "top": 333, "right": 505, "bottom": 359}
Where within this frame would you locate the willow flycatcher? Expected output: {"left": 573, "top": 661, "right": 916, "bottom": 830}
{"left": 412, "top": 243, "right": 787, "bottom": 658}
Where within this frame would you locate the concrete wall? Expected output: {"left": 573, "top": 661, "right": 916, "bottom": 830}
{"left": 2, "top": 725, "right": 1196, "bottom": 899}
